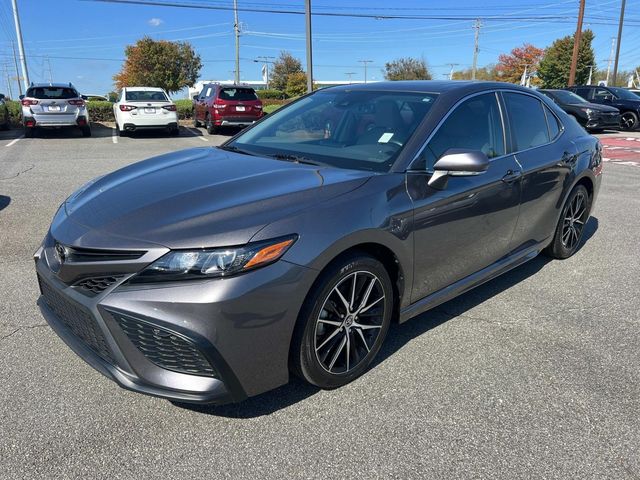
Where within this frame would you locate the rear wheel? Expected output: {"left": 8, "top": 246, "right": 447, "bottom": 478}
{"left": 82, "top": 126, "right": 92, "bottom": 137}
{"left": 193, "top": 112, "right": 201, "bottom": 128}
{"left": 24, "top": 128, "right": 34, "bottom": 138}
{"left": 544, "top": 185, "right": 591, "bottom": 259}
{"left": 291, "top": 253, "right": 394, "bottom": 389}
{"left": 205, "top": 113, "right": 218, "bottom": 135}
{"left": 116, "top": 123, "right": 126, "bottom": 137}
{"left": 621, "top": 112, "right": 639, "bottom": 131}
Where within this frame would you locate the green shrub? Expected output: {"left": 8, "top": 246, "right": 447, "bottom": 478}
{"left": 263, "top": 104, "right": 283, "bottom": 114}
{"left": 86, "top": 101, "right": 114, "bottom": 122}
{"left": 6, "top": 100, "right": 21, "bottom": 126}
{"left": 256, "top": 89, "right": 285, "bottom": 100}
{"left": 175, "top": 99, "right": 193, "bottom": 120}
{"left": 261, "top": 98, "right": 290, "bottom": 107}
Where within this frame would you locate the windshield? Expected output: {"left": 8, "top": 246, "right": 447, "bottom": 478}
{"left": 545, "top": 90, "right": 588, "bottom": 104}
{"left": 125, "top": 90, "right": 169, "bottom": 102}
{"left": 609, "top": 87, "right": 640, "bottom": 100}
{"left": 228, "top": 90, "right": 438, "bottom": 172}
{"left": 27, "top": 87, "right": 78, "bottom": 99}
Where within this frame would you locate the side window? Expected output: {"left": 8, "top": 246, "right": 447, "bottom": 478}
{"left": 543, "top": 104, "right": 561, "bottom": 140}
{"left": 594, "top": 88, "right": 612, "bottom": 100}
{"left": 503, "top": 92, "right": 550, "bottom": 151}
{"left": 418, "top": 92, "right": 505, "bottom": 170}
{"left": 204, "top": 87, "right": 213, "bottom": 98}
{"left": 574, "top": 88, "right": 590, "bottom": 99}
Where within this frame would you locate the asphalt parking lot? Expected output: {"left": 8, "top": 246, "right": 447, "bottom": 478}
{"left": 1, "top": 125, "right": 639, "bottom": 479}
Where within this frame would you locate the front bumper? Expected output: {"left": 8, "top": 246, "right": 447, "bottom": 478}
{"left": 35, "top": 241, "right": 315, "bottom": 404}
{"left": 586, "top": 113, "right": 621, "bottom": 130}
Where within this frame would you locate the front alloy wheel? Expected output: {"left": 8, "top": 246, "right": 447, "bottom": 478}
{"left": 620, "top": 112, "right": 638, "bottom": 131}
{"left": 292, "top": 254, "right": 393, "bottom": 388}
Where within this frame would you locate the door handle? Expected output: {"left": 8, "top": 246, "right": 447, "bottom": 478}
{"left": 502, "top": 169, "right": 522, "bottom": 184}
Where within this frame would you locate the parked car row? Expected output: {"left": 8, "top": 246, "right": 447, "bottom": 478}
{"left": 539, "top": 85, "right": 640, "bottom": 132}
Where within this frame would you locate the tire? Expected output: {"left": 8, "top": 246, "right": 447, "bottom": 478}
{"left": 620, "top": 111, "right": 639, "bottom": 131}
{"left": 291, "top": 253, "right": 394, "bottom": 389}
{"left": 82, "top": 126, "right": 92, "bottom": 137}
{"left": 24, "top": 128, "right": 34, "bottom": 138}
{"left": 193, "top": 112, "right": 201, "bottom": 128}
{"left": 205, "top": 113, "right": 218, "bottom": 135}
{"left": 544, "top": 185, "right": 591, "bottom": 259}
{"left": 170, "top": 126, "right": 180, "bottom": 136}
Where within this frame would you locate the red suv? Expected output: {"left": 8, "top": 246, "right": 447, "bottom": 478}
{"left": 193, "top": 84, "right": 263, "bottom": 134}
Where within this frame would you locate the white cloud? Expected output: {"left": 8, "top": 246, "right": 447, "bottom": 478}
{"left": 148, "top": 18, "right": 163, "bottom": 27}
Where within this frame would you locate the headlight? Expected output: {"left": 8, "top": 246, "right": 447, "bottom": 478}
{"left": 127, "top": 235, "right": 297, "bottom": 284}
{"left": 581, "top": 108, "right": 595, "bottom": 117}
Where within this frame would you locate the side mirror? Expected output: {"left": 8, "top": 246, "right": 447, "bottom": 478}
{"left": 428, "top": 149, "right": 489, "bottom": 189}
{"left": 19, "top": 94, "right": 24, "bottom": 100}
{"left": 192, "top": 94, "right": 199, "bottom": 100}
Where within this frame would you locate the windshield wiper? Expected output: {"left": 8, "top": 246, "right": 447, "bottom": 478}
{"left": 218, "top": 144, "right": 256, "bottom": 156}
{"left": 267, "top": 153, "right": 327, "bottom": 167}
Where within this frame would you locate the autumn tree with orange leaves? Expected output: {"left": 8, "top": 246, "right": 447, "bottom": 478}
{"left": 495, "top": 43, "right": 545, "bottom": 85}
{"left": 114, "top": 37, "right": 202, "bottom": 93}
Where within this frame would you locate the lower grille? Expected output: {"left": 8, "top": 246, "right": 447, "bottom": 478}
{"left": 74, "top": 275, "right": 124, "bottom": 295}
{"left": 112, "top": 313, "right": 217, "bottom": 378}
{"left": 38, "top": 275, "right": 114, "bottom": 363}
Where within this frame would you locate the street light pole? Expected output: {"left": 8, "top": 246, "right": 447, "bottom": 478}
{"left": 10, "top": 0, "right": 29, "bottom": 91}
{"left": 305, "top": 0, "right": 313, "bottom": 93}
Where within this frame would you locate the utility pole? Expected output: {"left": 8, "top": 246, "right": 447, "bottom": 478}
{"left": 568, "top": 0, "right": 586, "bottom": 86}
{"left": 447, "top": 63, "right": 459, "bottom": 80}
{"left": 358, "top": 60, "right": 373, "bottom": 83}
{"left": 254, "top": 56, "right": 275, "bottom": 89}
{"left": 471, "top": 19, "right": 481, "bottom": 80}
{"left": 606, "top": 37, "right": 616, "bottom": 85}
{"left": 305, "top": 0, "right": 313, "bottom": 93}
{"left": 586, "top": 65, "right": 594, "bottom": 85}
{"left": 3, "top": 65, "right": 12, "bottom": 99}
{"left": 520, "top": 65, "right": 529, "bottom": 86}
{"left": 11, "top": 0, "right": 29, "bottom": 91}
{"left": 345, "top": 72, "right": 356, "bottom": 84}
{"left": 11, "top": 41, "right": 22, "bottom": 96}
{"left": 612, "top": 0, "right": 626, "bottom": 86}
{"left": 45, "top": 57, "right": 53, "bottom": 83}
{"left": 233, "top": 0, "right": 240, "bottom": 84}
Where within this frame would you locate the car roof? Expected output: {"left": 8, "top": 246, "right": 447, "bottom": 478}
{"left": 29, "top": 82, "right": 77, "bottom": 89}
{"left": 324, "top": 80, "right": 539, "bottom": 96}
{"left": 123, "top": 87, "right": 166, "bottom": 91}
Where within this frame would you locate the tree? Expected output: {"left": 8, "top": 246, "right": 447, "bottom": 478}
{"left": 270, "top": 51, "right": 305, "bottom": 92}
{"left": 285, "top": 72, "right": 308, "bottom": 98}
{"left": 384, "top": 57, "right": 432, "bottom": 81}
{"left": 452, "top": 65, "right": 498, "bottom": 81}
{"left": 538, "top": 30, "right": 596, "bottom": 88}
{"left": 114, "top": 37, "right": 202, "bottom": 93}
{"left": 495, "top": 43, "right": 544, "bottom": 84}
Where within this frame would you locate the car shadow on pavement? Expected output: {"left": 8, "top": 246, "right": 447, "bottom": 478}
{"left": 0, "top": 195, "right": 10, "bottom": 211}
{"left": 176, "top": 217, "right": 599, "bottom": 418}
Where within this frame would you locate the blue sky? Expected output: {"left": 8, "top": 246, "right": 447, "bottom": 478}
{"left": 0, "top": 0, "right": 638, "bottom": 98}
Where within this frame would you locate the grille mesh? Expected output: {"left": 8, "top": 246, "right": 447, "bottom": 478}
{"left": 38, "top": 275, "right": 114, "bottom": 363}
{"left": 113, "top": 314, "right": 217, "bottom": 378}
{"left": 74, "top": 275, "right": 124, "bottom": 295}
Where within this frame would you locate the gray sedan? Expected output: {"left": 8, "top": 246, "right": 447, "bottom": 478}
{"left": 35, "top": 81, "right": 602, "bottom": 405}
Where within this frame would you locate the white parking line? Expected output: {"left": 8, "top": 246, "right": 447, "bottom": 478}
{"left": 5, "top": 135, "right": 24, "bottom": 147}
{"left": 112, "top": 129, "right": 118, "bottom": 144}
{"left": 188, "top": 127, "right": 209, "bottom": 142}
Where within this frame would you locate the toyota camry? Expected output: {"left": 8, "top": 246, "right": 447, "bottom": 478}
{"left": 35, "top": 81, "right": 602, "bottom": 404}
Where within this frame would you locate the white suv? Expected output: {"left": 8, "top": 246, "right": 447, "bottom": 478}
{"left": 114, "top": 87, "right": 179, "bottom": 136}
{"left": 20, "top": 83, "right": 91, "bottom": 137}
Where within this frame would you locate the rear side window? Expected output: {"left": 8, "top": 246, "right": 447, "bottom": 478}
{"left": 573, "top": 87, "right": 590, "bottom": 99}
{"left": 503, "top": 92, "right": 550, "bottom": 151}
{"left": 125, "top": 90, "right": 168, "bottom": 102}
{"left": 218, "top": 88, "right": 258, "bottom": 101}
{"left": 543, "top": 104, "right": 561, "bottom": 140}
{"left": 27, "top": 87, "right": 78, "bottom": 99}
{"left": 419, "top": 92, "right": 505, "bottom": 170}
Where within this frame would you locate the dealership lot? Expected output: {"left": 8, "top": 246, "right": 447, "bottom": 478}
{"left": 1, "top": 126, "right": 639, "bottom": 478}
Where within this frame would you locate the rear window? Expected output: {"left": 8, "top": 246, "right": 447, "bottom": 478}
{"left": 218, "top": 88, "right": 258, "bottom": 101}
{"left": 27, "top": 87, "right": 78, "bottom": 99}
{"left": 125, "top": 90, "right": 168, "bottom": 102}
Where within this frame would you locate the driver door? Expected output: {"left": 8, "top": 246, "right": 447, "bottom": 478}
{"left": 407, "top": 92, "right": 522, "bottom": 302}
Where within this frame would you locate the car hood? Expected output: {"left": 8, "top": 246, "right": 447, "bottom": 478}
{"left": 568, "top": 102, "right": 619, "bottom": 113}
{"left": 57, "top": 147, "right": 372, "bottom": 249}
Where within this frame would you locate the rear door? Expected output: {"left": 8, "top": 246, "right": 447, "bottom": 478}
{"left": 196, "top": 85, "right": 213, "bottom": 120}
{"left": 502, "top": 91, "right": 574, "bottom": 250}
{"left": 408, "top": 91, "right": 522, "bottom": 301}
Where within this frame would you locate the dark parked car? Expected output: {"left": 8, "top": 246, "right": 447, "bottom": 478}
{"left": 193, "top": 83, "right": 263, "bottom": 134}
{"left": 36, "top": 81, "right": 602, "bottom": 405}
{"left": 539, "top": 89, "right": 620, "bottom": 132}
{"left": 567, "top": 85, "right": 640, "bottom": 131}
{"left": 0, "top": 93, "right": 10, "bottom": 130}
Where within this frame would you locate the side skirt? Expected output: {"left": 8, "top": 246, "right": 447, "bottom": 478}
{"left": 399, "top": 242, "right": 544, "bottom": 323}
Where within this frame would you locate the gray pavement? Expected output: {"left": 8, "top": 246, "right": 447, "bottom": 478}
{"left": 0, "top": 125, "right": 638, "bottom": 479}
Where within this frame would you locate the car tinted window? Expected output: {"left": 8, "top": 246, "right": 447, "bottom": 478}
{"left": 594, "top": 88, "right": 612, "bottom": 100}
{"left": 27, "top": 87, "right": 78, "bottom": 99}
{"left": 504, "top": 92, "right": 550, "bottom": 151}
{"left": 573, "top": 87, "right": 590, "bottom": 99}
{"left": 125, "top": 90, "right": 168, "bottom": 102}
{"left": 219, "top": 88, "right": 258, "bottom": 101}
{"left": 418, "top": 93, "right": 505, "bottom": 170}
{"left": 543, "top": 104, "right": 561, "bottom": 139}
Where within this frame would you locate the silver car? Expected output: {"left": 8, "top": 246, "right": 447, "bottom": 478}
{"left": 20, "top": 82, "right": 91, "bottom": 137}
